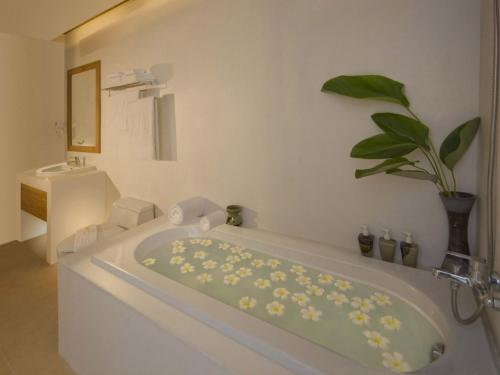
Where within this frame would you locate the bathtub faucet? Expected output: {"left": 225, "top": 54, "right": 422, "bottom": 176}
{"left": 432, "top": 252, "right": 500, "bottom": 324}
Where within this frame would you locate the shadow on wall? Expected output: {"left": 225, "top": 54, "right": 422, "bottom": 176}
{"left": 157, "top": 93, "right": 177, "bottom": 161}
{"left": 105, "top": 174, "right": 120, "bottom": 219}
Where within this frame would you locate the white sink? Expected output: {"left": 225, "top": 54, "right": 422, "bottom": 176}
{"left": 36, "top": 162, "right": 95, "bottom": 177}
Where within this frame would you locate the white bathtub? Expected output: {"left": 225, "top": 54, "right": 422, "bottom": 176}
{"left": 76, "top": 222, "right": 496, "bottom": 375}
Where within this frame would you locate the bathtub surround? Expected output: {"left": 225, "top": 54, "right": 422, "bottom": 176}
{"left": 64, "top": 0, "right": 480, "bottom": 270}
{"left": 0, "top": 33, "right": 64, "bottom": 246}
{"left": 62, "top": 219, "right": 496, "bottom": 374}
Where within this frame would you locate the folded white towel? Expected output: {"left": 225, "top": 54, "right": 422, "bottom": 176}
{"left": 73, "top": 224, "right": 98, "bottom": 252}
{"left": 126, "top": 96, "right": 158, "bottom": 160}
{"left": 168, "top": 197, "right": 206, "bottom": 225}
{"left": 200, "top": 211, "right": 227, "bottom": 231}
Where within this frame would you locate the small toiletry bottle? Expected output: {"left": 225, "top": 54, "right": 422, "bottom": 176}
{"left": 358, "top": 225, "right": 374, "bottom": 257}
{"left": 401, "top": 232, "right": 419, "bottom": 267}
{"left": 379, "top": 229, "right": 396, "bottom": 262}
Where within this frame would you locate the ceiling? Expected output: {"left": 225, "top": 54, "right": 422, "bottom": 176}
{"left": 0, "top": 0, "right": 127, "bottom": 40}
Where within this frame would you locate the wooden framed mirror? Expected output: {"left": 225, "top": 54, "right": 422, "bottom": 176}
{"left": 67, "top": 61, "right": 101, "bottom": 153}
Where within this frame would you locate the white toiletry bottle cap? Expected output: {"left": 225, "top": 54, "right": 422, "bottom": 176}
{"left": 382, "top": 228, "right": 390, "bottom": 240}
{"left": 403, "top": 232, "right": 413, "bottom": 243}
{"left": 361, "top": 225, "right": 369, "bottom": 236}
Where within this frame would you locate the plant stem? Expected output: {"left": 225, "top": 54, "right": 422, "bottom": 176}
{"left": 406, "top": 107, "right": 422, "bottom": 123}
{"left": 451, "top": 170, "right": 457, "bottom": 195}
{"left": 405, "top": 106, "right": 451, "bottom": 194}
{"left": 419, "top": 147, "right": 445, "bottom": 191}
{"left": 428, "top": 141, "right": 451, "bottom": 193}
{"left": 412, "top": 164, "right": 444, "bottom": 192}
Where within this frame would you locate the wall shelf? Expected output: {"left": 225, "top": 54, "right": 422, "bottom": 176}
{"left": 102, "top": 81, "right": 166, "bottom": 94}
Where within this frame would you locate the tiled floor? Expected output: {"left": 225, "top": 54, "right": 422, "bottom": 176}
{"left": 0, "top": 241, "right": 75, "bottom": 375}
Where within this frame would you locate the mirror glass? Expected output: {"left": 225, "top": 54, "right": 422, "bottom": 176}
{"left": 67, "top": 61, "right": 101, "bottom": 153}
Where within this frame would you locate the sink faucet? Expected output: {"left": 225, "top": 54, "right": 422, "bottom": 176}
{"left": 67, "top": 156, "right": 80, "bottom": 167}
{"left": 432, "top": 252, "right": 500, "bottom": 323}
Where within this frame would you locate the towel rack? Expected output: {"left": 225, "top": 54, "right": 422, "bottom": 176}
{"left": 102, "top": 81, "right": 167, "bottom": 96}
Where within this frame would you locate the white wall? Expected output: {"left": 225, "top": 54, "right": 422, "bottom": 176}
{"left": 0, "top": 33, "right": 65, "bottom": 245}
{"left": 66, "top": 0, "right": 480, "bottom": 269}
{"left": 479, "top": 0, "right": 500, "bottom": 361}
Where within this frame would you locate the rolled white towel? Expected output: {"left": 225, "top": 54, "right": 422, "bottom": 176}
{"left": 200, "top": 210, "right": 227, "bottom": 231}
{"left": 73, "top": 224, "right": 98, "bottom": 252}
{"left": 168, "top": 197, "right": 206, "bottom": 225}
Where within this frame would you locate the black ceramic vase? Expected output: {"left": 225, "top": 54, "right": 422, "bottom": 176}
{"left": 439, "top": 192, "right": 477, "bottom": 255}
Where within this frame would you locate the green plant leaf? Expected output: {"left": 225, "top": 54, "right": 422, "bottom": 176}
{"left": 387, "top": 169, "right": 438, "bottom": 182}
{"left": 351, "top": 134, "right": 418, "bottom": 159}
{"left": 439, "top": 117, "right": 480, "bottom": 170}
{"left": 355, "top": 157, "right": 414, "bottom": 178}
{"left": 321, "top": 75, "right": 410, "bottom": 107}
{"left": 371, "top": 113, "right": 429, "bottom": 150}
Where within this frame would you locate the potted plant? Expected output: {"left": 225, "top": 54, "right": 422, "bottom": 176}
{"left": 321, "top": 75, "right": 480, "bottom": 256}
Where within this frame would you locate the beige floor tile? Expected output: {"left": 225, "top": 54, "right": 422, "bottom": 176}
{"left": 0, "top": 241, "right": 75, "bottom": 375}
{"left": 0, "top": 351, "right": 13, "bottom": 375}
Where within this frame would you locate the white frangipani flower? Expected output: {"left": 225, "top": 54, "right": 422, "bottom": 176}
{"left": 190, "top": 238, "right": 201, "bottom": 244}
{"left": 240, "top": 252, "right": 253, "bottom": 260}
{"left": 296, "top": 275, "right": 312, "bottom": 286}
{"left": 292, "top": 293, "right": 311, "bottom": 307}
{"left": 142, "top": 258, "right": 156, "bottom": 266}
{"left": 226, "top": 255, "right": 241, "bottom": 264}
{"left": 172, "top": 244, "right": 186, "bottom": 254}
{"left": 348, "top": 310, "right": 371, "bottom": 326}
{"left": 382, "top": 352, "right": 411, "bottom": 373}
{"left": 251, "top": 259, "right": 265, "bottom": 268}
{"left": 202, "top": 260, "right": 218, "bottom": 270}
{"left": 238, "top": 296, "right": 257, "bottom": 310}
{"left": 290, "top": 264, "right": 306, "bottom": 274}
{"left": 326, "top": 291, "right": 349, "bottom": 306}
{"left": 218, "top": 242, "right": 231, "bottom": 250}
{"left": 266, "top": 301, "right": 285, "bottom": 317}
{"left": 300, "top": 306, "right": 322, "bottom": 322}
{"left": 371, "top": 292, "right": 392, "bottom": 306}
{"left": 270, "top": 271, "right": 287, "bottom": 282}
{"left": 306, "top": 285, "right": 324, "bottom": 297}
{"left": 230, "top": 246, "right": 244, "bottom": 254}
{"left": 317, "top": 273, "right": 334, "bottom": 285}
{"left": 193, "top": 251, "right": 207, "bottom": 260}
{"left": 169, "top": 256, "right": 185, "bottom": 265}
{"left": 235, "top": 267, "right": 253, "bottom": 278}
{"left": 223, "top": 274, "right": 240, "bottom": 286}
{"left": 196, "top": 273, "right": 213, "bottom": 284}
{"left": 267, "top": 259, "right": 281, "bottom": 269}
{"left": 254, "top": 278, "right": 271, "bottom": 289}
{"left": 220, "top": 263, "right": 234, "bottom": 273}
{"left": 351, "top": 297, "right": 375, "bottom": 313}
{"left": 200, "top": 239, "right": 212, "bottom": 247}
{"left": 180, "top": 263, "right": 195, "bottom": 274}
{"left": 335, "top": 279, "right": 353, "bottom": 291}
{"left": 273, "top": 288, "right": 290, "bottom": 300}
{"left": 380, "top": 315, "right": 401, "bottom": 331}
{"left": 363, "top": 331, "right": 389, "bottom": 349}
